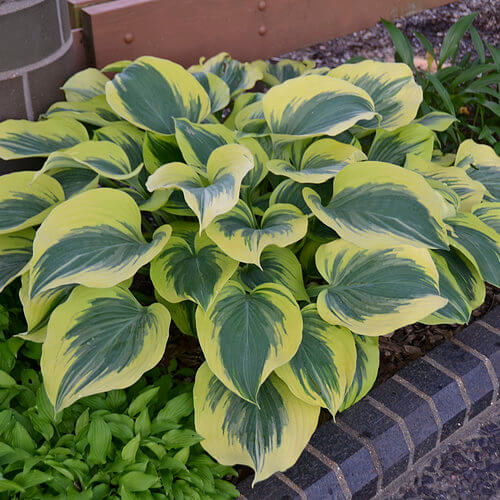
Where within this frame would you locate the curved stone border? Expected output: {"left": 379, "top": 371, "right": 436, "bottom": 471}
{"left": 237, "top": 306, "right": 499, "bottom": 499}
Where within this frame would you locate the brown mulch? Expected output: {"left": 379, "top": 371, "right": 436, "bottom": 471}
{"left": 277, "top": 0, "right": 500, "bottom": 68}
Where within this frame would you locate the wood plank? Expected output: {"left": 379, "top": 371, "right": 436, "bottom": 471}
{"left": 68, "top": 0, "right": 113, "bottom": 28}
{"left": 81, "top": 0, "right": 453, "bottom": 69}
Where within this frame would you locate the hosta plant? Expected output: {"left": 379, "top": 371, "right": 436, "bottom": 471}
{"left": 0, "top": 51, "right": 499, "bottom": 485}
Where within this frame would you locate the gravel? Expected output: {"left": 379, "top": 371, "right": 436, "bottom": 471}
{"left": 388, "top": 404, "right": 500, "bottom": 499}
{"left": 277, "top": 0, "right": 500, "bottom": 68}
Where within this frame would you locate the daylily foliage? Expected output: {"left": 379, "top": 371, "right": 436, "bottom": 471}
{"left": 0, "top": 53, "right": 499, "bottom": 487}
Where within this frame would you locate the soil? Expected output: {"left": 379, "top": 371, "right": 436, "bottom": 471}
{"left": 277, "top": 0, "right": 500, "bottom": 68}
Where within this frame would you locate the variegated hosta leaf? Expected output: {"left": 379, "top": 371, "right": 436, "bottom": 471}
{"left": 0, "top": 118, "right": 88, "bottom": 159}
{"left": 29, "top": 188, "right": 172, "bottom": 298}
{"left": 234, "top": 100, "right": 269, "bottom": 134}
{"left": 329, "top": 60, "right": 422, "bottom": 130}
{"left": 446, "top": 212, "right": 500, "bottom": 287}
{"left": 0, "top": 171, "right": 65, "bottom": 234}
{"left": 194, "top": 363, "right": 319, "bottom": 484}
{"left": 238, "top": 137, "right": 269, "bottom": 191}
{"left": 455, "top": 139, "right": 500, "bottom": 201}
{"left": 339, "top": 335, "right": 379, "bottom": 412}
{"left": 422, "top": 248, "right": 485, "bottom": 325}
{"left": 414, "top": 112, "right": 456, "bottom": 131}
{"left": 101, "top": 60, "right": 132, "bottom": 73}
{"left": 223, "top": 92, "right": 262, "bottom": 130}
{"left": 41, "top": 285, "right": 171, "bottom": 412}
{"left": 156, "top": 295, "right": 197, "bottom": 337}
{"left": 47, "top": 168, "right": 99, "bottom": 199}
{"left": 174, "top": 118, "right": 236, "bottom": 170}
{"left": 237, "top": 246, "right": 308, "bottom": 301}
{"left": 368, "top": 123, "right": 434, "bottom": 166}
{"left": 17, "top": 273, "right": 73, "bottom": 343}
{"left": 190, "top": 52, "right": 263, "bottom": 98}
{"left": 472, "top": 202, "right": 500, "bottom": 234}
{"left": 304, "top": 161, "right": 449, "bottom": 249}
{"left": 206, "top": 200, "right": 308, "bottom": 265}
{"left": 269, "top": 178, "right": 332, "bottom": 215}
{"left": 196, "top": 281, "right": 303, "bottom": 404}
{"left": 405, "top": 154, "right": 486, "bottom": 212}
{"left": 190, "top": 71, "right": 231, "bottom": 113}
{"left": 43, "top": 95, "right": 120, "bottom": 127}
{"left": 263, "top": 75, "right": 377, "bottom": 147}
{"left": 253, "top": 59, "right": 315, "bottom": 86}
{"left": 143, "top": 132, "right": 183, "bottom": 174}
{"left": 39, "top": 140, "right": 142, "bottom": 181}
{"left": 275, "top": 304, "right": 356, "bottom": 415}
{"left": 94, "top": 122, "right": 145, "bottom": 169}
{"left": 62, "top": 68, "right": 110, "bottom": 102}
{"left": 146, "top": 144, "right": 254, "bottom": 230}
{"left": 150, "top": 223, "right": 238, "bottom": 311}
{"left": 0, "top": 229, "right": 34, "bottom": 293}
{"left": 267, "top": 138, "right": 366, "bottom": 183}
{"left": 315, "top": 239, "right": 446, "bottom": 335}
{"left": 427, "top": 178, "right": 460, "bottom": 219}
{"left": 106, "top": 56, "right": 211, "bottom": 135}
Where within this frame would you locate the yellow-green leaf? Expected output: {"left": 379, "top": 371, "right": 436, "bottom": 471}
{"left": 472, "top": 201, "right": 500, "bottom": 234}
{"left": 150, "top": 222, "right": 238, "bottom": 310}
{"left": 43, "top": 95, "right": 120, "bottom": 127}
{"left": 190, "top": 71, "right": 230, "bottom": 113}
{"left": 106, "top": 56, "right": 211, "bottom": 135}
{"left": 422, "top": 248, "right": 485, "bottom": 325}
{"left": 206, "top": 200, "right": 308, "bottom": 265}
{"left": 405, "top": 154, "right": 486, "bottom": 212}
{"left": 455, "top": 139, "right": 500, "bottom": 201}
{"left": 339, "top": 335, "right": 379, "bottom": 412}
{"left": 263, "top": 75, "right": 377, "bottom": 147}
{"left": 253, "top": 59, "right": 315, "bottom": 86}
{"left": 146, "top": 144, "right": 253, "bottom": 231}
{"left": 446, "top": 211, "right": 500, "bottom": 287}
{"left": 304, "top": 161, "right": 449, "bottom": 249}
{"left": 0, "top": 171, "right": 64, "bottom": 234}
{"left": 174, "top": 118, "right": 236, "bottom": 170}
{"left": 414, "top": 111, "right": 456, "bottom": 131}
{"left": 41, "top": 285, "right": 171, "bottom": 411}
{"left": 266, "top": 138, "right": 366, "bottom": 183}
{"left": 143, "top": 131, "right": 183, "bottom": 174}
{"left": 0, "top": 229, "right": 34, "bottom": 293}
{"left": 196, "top": 281, "right": 302, "bottom": 404}
{"left": 0, "top": 118, "right": 88, "bottom": 159}
{"left": 368, "top": 123, "right": 434, "bottom": 166}
{"left": 275, "top": 304, "right": 356, "bottom": 415}
{"left": 39, "top": 140, "right": 142, "bottom": 180}
{"left": 62, "top": 68, "right": 110, "bottom": 102}
{"left": 194, "top": 363, "right": 319, "bottom": 484}
{"left": 236, "top": 245, "right": 309, "bottom": 301}
{"left": 29, "top": 188, "right": 171, "bottom": 297}
{"left": 329, "top": 60, "right": 422, "bottom": 130}
{"left": 315, "top": 239, "right": 446, "bottom": 335}
{"left": 190, "top": 52, "right": 262, "bottom": 98}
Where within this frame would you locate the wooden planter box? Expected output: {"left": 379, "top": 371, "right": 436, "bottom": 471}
{"left": 78, "top": 0, "right": 453, "bottom": 69}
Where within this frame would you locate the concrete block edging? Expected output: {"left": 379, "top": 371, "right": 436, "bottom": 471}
{"left": 238, "top": 306, "right": 500, "bottom": 500}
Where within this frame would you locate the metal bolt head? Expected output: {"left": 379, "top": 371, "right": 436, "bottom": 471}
{"left": 124, "top": 33, "right": 134, "bottom": 43}
{"left": 258, "top": 0, "right": 266, "bottom": 10}
{"left": 258, "top": 25, "right": 267, "bottom": 36}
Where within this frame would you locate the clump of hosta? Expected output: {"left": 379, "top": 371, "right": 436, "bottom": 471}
{"left": 0, "top": 51, "right": 498, "bottom": 485}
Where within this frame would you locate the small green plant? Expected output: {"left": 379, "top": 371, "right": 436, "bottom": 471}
{"left": 0, "top": 320, "right": 238, "bottom": 499}
{"left": 0, "top": 51, "right": 498, "bottom": 484}
{"left": 382, "top": 13, "right": 500, "bottom": 153}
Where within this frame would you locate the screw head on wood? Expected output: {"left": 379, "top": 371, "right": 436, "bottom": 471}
{"left": 258, "top": 1, "right": 266, "bottom": 10}
{"left": 258, "top": 25, "right": 267, "bottom": 36}
{"left": 124, "top": 33, "right": 134, "bottom": 43}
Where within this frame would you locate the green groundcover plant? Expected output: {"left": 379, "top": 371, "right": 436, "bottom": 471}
{"left": 382, "top": 13, "right": 500, "bottom": 153}
{"left": 0, "top": 295, "right": 238, "bottom": 499}
{"left": 0, "top": 50, "right": 499, "bottom": 486}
